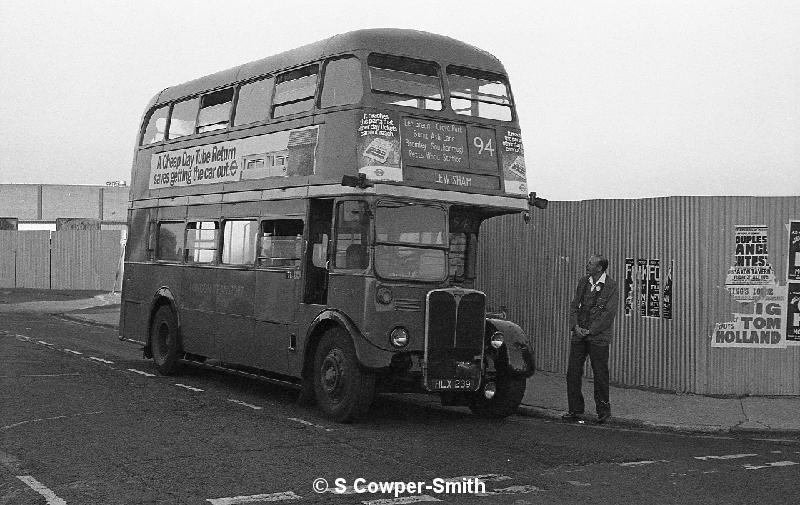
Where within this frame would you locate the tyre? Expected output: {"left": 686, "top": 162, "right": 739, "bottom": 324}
{"left": 313, "top": 327, "right": 375, "bottom": 423}
{"left": 150, "top": 305, "right": 182, "bottom": 375}
{"left": 469, "top": 373, "right": 526, "bottom": 419}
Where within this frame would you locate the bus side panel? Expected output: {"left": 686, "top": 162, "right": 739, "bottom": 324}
{"left": 252, "top": 269, "right": 301, "bottom": 375}
{"left": 179, "top": 266, "right": 216, "bottom": 357}
{"left": 120, "top": 262, "right": 151, "bottom": 343}
{"left": 327, "top": 273, "right": 367, "bottom": 330}
{"left": 120, "top": 208, "right": 151, "bottom": 342}
{"left": 213, "top": 268, "right": 257, "bottom": 366}
{"left": 251, "top": 322, "right": 290, "bottom": 376}
{"left": 327, "top": 273, "right": 401, "bottom": 368}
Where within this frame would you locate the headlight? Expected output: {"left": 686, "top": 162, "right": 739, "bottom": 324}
{"left": 490, "top": 331, "right": 504, "bottom": 349}
{"left": 390, "top": 327, "right": 409, "bottom": 348}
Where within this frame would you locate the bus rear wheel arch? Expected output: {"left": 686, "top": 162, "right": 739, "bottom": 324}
{"left": 150, "top": 304, "right": 183, "bottom": 375}
{"left": 312, "top": 326, "right": 375, "bottom": 423}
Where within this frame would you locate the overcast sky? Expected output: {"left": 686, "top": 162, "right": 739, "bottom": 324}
{"left": 1, "top": 0, "right": 798, "bottom": 201}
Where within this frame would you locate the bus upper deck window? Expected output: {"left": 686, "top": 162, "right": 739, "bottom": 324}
{"left": 168, "top": 98, "right": 199, "bottom": 140}
{"left": 320, "top": 57, "right": 363, "bottom": 108}
{"left": 141, "top": 105, "right": 168, "bottom": 145}
{"left": 447, "top": 66, "right": 512, "bottom": 121}
{"left": 197, "top": 88, "right": 234, "bottom": 133}
{"left": 273, "top": 65, "right": 319, "bottom": 118}
{"left": 368, "top": 54, "right": 442, "bottom": 111}
{"left": 234, "top": 77, "right": 274, "bottom": 126}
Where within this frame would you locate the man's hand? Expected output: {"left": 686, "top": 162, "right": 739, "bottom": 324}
{"left": 574, "top": 325, "right": 590, "bottom": 336}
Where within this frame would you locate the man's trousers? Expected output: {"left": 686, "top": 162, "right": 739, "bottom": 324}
{"left": 566, "top": 340, "right": 610, "bottom": 416}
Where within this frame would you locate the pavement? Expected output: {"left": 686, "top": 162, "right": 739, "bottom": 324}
{"left": 3, "top": 289, "right": 799, "bottom": 435}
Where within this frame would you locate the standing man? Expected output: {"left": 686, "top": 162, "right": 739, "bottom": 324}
{"left": 563, "top": 254, "right": 619, "bottom": 423}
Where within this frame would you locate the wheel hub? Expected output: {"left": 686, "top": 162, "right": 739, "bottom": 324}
{"left": 321, "top": 349, "right": 345, "bottom": 399}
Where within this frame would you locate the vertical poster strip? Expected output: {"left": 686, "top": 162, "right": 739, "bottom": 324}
{"left": 637, "top": 259, "right": 648, "bottom": 317}
{"left": 647, "top": 259, "right": 661, "bottom": 318}
{"left": 624, "top": 258, "right": 634, "bottom": 316}
{"left": 788, "top": 220, "right": 800, "bottom": 282}
{"left": 662, "top": 260, "right": 673, "bottom": 320}
{"left": 788, "top": 282, "right": 800, "bottom": 343}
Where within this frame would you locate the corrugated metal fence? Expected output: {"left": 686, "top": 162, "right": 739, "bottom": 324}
{"left": 0, "top": 230, "right": 122, "bottom": 291}
{"left": 477, "top": 196, "right": 800, "bottom": 395}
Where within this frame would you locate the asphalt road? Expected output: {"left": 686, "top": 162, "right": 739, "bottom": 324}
{"left": 2, "top": 312, "right": 799, "bottom": 505}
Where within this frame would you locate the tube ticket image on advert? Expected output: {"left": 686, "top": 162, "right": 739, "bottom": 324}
{"left": 363, "top": 138, "right": 394, "bottom": 164}
{"left": 507, "top": 156, "right": 526, "bottom": 179}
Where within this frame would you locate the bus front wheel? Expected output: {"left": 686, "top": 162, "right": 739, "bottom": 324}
{"left": 313, "top": 328, "right": 375, "bottom": 423}
{"left": 150, "top": 305, "right": 182, "bottom": 375}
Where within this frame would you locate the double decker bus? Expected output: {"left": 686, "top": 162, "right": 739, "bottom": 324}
{"left": 120, "top": 29, "right": 543, "bottom": 422}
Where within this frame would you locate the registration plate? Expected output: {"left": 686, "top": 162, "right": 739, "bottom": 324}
{"left": 431, "top": 378, "right": 475, "bottom": 390}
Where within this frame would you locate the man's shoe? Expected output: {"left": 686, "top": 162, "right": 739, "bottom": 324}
{"left": 596, "top": 411, "right": 611, "bottom": 424}
{"left": 561, "top": 412, "right": 582, "bottom": 421}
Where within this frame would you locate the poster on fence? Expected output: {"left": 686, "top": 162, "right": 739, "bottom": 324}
{"left": 787, "top": 282, "right": 800, "bottom": 342}
{"left": 637, "top": 259, "right": 647, "bottom": 317}
{"left": 712, "top": 285, "right": 788, "bottom": 348}
{"left": 662, "top": 260, "right": 673, "bottom": 320}
{"left": 712, "top": 222, "right": 797, "bottom": 348}
{"left": 724, "top": 225, "right": 776, "bottom": 303}
{"left": 788, "top": 220, "right": 800, "bottom": 281}
{"left": 624, "top": 258, "right": 634, "bottom": 316}
{"left": 646, "top": 259, "right": 661, "bottom": 318}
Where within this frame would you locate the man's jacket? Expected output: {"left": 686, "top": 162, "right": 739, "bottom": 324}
{"left": 568, "top": 274, "right": 619, "bottom": 345}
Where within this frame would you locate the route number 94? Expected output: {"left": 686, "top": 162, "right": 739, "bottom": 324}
{"left": 473, "top": 136, "right": 495, "bottom": 157}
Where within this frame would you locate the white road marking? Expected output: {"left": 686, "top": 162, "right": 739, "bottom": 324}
{"left": 16, "top": 475, "right": 67, "bottom": 505}
{"left": 88, "top": 356, "right": 114, "bottom": 364}
{"left": 175, "top": 383, "right": 204, "bottom": 392}
{"left": 128, "top": 369, "right": 156, "bottom": 377}
{"left": 440, "top": 474, "right": 512, "bottom": 483}
{"left": 287, "top": 417, "right": 334, "bottom": 431}
{"left": 744, "top": 461, "right": 798, "bottom": 470}
{"left": 754, "top": 438, "right": 800, "bottom": 444}
{"left": 695, "top": 454, "right": 758, "bottom": 461}
{"left": 36, "top": 340, "right": 52, "bottom": 346}
{"left": 16, "top": 335, "right": 31, "bottom": 341}
{"left": 477, "top": 484, "right": 543, "bottom": 496}
{"left": 227, "top": 399, "right": 263, "bottom": 410}
{"left": 619, "top": 460, "right": 669, "bottom": 467}
{"left": 1, "top": 411, "right": 103, "bottom": 431}
{"left": 206, "top": 491, "right": 301, "bottom": 504}
{"left": 362, "top": 496, "right": 441, "bottom": 505}
{"left": 326, "top": 485, "right": 359, "bottom": 495}
{"left": 63, "top": 349, "right": 83, "bottom": 355}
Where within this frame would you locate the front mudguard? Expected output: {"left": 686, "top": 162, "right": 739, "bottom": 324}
{"left": 485, "top": 318, "right": 535, "bottom": 378}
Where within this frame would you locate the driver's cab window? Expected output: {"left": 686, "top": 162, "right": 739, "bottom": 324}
{"left": 334, "top": 201, "right": 370, "bottom": 270}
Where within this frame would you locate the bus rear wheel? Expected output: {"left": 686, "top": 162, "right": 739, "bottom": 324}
{"left": 469, "top": 373, "right": 526, "bottom": 419}
{"left": 313, "top": 328, "right": 375, "bottom": 423}
{"left": 150, "top": 305, "right": 182, "bottom": 375}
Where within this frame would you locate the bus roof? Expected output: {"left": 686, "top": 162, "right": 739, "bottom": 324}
{"left": 154, "top": 29, "right": 506, "bottom": 104}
